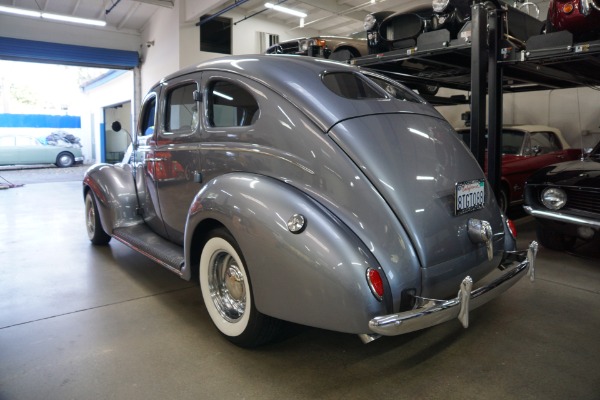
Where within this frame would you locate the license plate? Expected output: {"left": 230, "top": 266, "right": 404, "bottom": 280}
{"left": 455, "top": 179, "right": 485, "bottom": 215}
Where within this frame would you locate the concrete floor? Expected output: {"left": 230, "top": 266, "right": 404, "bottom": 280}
{"left": 1, "top": 167, "right": 599, "bottom": 400}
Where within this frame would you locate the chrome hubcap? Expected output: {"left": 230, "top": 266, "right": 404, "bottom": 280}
{"left": 86, "top": 199, "right": 95, "bottom": 237}
{"left": 208, "top": 252, "right": 246, "bottom": 322}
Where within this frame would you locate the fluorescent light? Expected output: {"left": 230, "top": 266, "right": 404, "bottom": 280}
{"left": 0, "top": 5, "right": 41, "bottom": 17}
{"left": 42, "top": 12, "right": 107, "bottom": 26}
{"left": 264, "top": 2, "right": 307, "bottom": 18}
{"left": 0, "top": 5, "right": 106, "bottom": 27}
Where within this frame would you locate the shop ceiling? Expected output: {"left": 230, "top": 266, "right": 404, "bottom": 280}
{"left": 0, "top": 0, "right": 551, "bottom": 36}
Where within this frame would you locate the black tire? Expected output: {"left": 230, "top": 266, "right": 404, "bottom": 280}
{"left": 56, "top": 152, "right": 74, "bottom": 168}
{"left": 85, "top": 192, "right": 111, "bottom": 245}
{"left": 330, "top": 49, "right": 355, "bottom": 62}
{"left": 535, "top": 221, "right": 576, "bottom": 251}
{"left": 199, "top": 228, "right": 283, "bottom": 348}
{"left": 416, "top": 84, "right": 439, "bottom": 96}
{"left": 498, "top": 187, "right": 509, "bottom": 215}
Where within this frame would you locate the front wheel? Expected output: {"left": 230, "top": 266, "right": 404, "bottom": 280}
{"left": 85, "top": 192, "right": 111, "bottom": 245}
{"left": 56, "top": 152, "right": 74, "bottom": 168}
{"left": 199, "top": 228, "right": 283, "bottom": 347}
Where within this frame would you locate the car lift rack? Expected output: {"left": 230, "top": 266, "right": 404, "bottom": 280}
{"left": 351, "top": 1, "right": 600, "bottom": 201}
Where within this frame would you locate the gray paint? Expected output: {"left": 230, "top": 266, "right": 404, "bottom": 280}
{"left": 84, "top": 54, "right": 517, "bottom": 335}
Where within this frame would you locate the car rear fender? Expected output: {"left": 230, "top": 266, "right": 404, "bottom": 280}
{"left": 83, "top": 163, "right": 142, "bottom": 235}
{"left": 183, "top": 173, "right": 398, "bottom": 334}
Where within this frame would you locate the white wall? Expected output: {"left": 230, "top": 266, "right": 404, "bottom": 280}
{"left": 436, "top": 87, "right": 600, "bottom": 148}
{"left": 139, "top": 3, "right": 318, "bottom": 93}
{"left": 81, "top": 72, "right": 134, "bottom": 163}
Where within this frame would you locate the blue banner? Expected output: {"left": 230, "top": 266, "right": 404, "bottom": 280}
{"left": 0, "top": 114, "right": 81, "bottom": 128}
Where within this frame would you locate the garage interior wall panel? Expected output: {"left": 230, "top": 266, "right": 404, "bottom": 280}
{"left": 82, "top": 71, "right": 134, "bottom": 163}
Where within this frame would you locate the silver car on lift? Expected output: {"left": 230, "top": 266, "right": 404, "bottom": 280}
{"left": 83, "top": 55, "right": 537, "bottom": 348}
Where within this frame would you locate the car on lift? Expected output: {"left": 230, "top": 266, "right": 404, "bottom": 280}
{"left": 0, "top": 134, "right": 83, "bottom": 168}
{"left": 523, "top": 139, "right": 600, "bottom": 250}
{"left": 83, "top": 55, "right": 536, "bottom": 348}
{"left": 363, "top": 0, "right": 545, "bottom": 54}
{"left": 455, "top": 125, "right": 581, "bottom": 213}
{"left": 265, "top": 35, "right": 368, "bottom": 62}
{"left": 545, "top": 0, "right": 600, "bottom": 41}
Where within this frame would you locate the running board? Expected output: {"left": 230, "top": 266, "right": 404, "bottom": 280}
{"left": 112, "top": 225, "right": 185, "bottom": 276}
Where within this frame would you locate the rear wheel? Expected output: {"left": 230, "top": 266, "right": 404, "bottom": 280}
{"left": 535, "top": 221, "right": 576, "bottom": 251}
{"left": 199, "top": 228, "right": 283, "bottom": 347}
{"left": 56, "top": 152, "right": 74, "bottom": 168}
{"left": 85, "top": 192, "right": 111, "bottom": 245}
{"left": 498, "top": 187, "right": 509, "bottom": 214}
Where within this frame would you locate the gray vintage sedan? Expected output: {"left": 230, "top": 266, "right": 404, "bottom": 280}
{"left": 83, "top": 55, "right": 537, "bottom": 347}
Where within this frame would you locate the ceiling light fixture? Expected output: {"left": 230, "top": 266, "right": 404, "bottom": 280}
{"left": 264, "top": 2, "right": 307, "bottom": 18}
{"left": 0, "top": 5, "right": 106, "bottom": 27}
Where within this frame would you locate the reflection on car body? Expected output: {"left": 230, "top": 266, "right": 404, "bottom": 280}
{"left": 83, "top": 55, "right": 537, "bottom": 348}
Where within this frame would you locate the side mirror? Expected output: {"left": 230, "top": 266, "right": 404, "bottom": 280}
{"left": 532, "top": 145, "right": 542, "bottom": 155}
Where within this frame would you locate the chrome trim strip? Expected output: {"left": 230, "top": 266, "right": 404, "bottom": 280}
{"left": 523, "top": 206, "right": 600, "bottom": 228}
{"left": 367, "top": 242, "right": 538, "bottom": 336}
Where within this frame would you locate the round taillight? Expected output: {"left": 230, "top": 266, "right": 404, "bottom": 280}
{"left": 562, "top": 2, "right": 574, "bottom": 13}
{"left": 366, "top": 268, "right": 384, "bottom": 301}
{"left": 507, "top": 218, "right": 517, "bottom": 239}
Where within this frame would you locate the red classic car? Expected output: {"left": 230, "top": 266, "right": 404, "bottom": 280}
{"left": 456, "top": 125, "right": 582, "bottom": 212}
{"left": 546, "top": 0, "right": 600, "bottom": 41}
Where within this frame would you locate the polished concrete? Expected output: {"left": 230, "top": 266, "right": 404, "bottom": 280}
{"left": 1, "top": 169, "right": 599, "bottom": 400}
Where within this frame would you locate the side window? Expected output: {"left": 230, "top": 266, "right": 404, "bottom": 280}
{"left": 140, "top": 96, "right": 156, "bottom": 137}
{"left": 207, "top": 81, "right": 259, "bottom": 127}
{"left": 165, "top": 83, "right": 198, "bottom": 134}
{"left": 530, "top": 131, "right": 561, "bottom": 154}
{"left": 501, "top": 130, "right": 525, "bottom": 155}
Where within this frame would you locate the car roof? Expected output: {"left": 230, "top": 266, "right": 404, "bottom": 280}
{"left": 158, "top": 54, "right": 440, "bottom": 132}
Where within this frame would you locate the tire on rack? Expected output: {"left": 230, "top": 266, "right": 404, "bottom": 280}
{"left": 329, "top": 48, "right": 355, "bottom": 62}
{"left": 199, "top": 227, "right": 283, "bottom": 348}
{"left": 85, "top": 191, "right": 111, "bottom": 245}
{"left": 535, "top": 221, "right": 576, "bottom": 251}
{"left": 56, "top": 152, "right": 75, "bottom": 168}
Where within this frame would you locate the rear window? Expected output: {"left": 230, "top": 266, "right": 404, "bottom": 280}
{"left": 322, "top": 72, "right": 384, "bottom": 99}
{"left": 322, "top": 71, "right": 421, "bottom": 103}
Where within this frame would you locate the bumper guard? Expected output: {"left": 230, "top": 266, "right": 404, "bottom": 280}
{"left": 367, "top": 241, "right": 538, "bottom": 337}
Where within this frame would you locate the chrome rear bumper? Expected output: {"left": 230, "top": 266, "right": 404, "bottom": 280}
{"left": 367, "top": 241, "right": 538, "bottom": 338}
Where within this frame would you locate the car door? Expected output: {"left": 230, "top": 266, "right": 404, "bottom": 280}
{"left": 15, "top": 136, "right": 53, "bottom": 164}
{"left": 135, "top": 90, "right": 170, "bottom": 238}
{"left": 153, "top": 76, "right": 202, "bottom": 245}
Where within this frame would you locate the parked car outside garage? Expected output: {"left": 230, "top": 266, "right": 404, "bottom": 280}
{"left": 455, "top": 125, "right": 581, "bottom": 213}
{"left": 0, "top": 134, "right": 83, "bottom": 168}
{"left": 83, "top": 55, "right": 536, "bottom": 348}
{"left": 523, "top": 139, "right": 600, "bottom": 250}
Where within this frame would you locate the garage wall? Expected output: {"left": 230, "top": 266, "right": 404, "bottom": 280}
{"left": 81, "top": 71, "right": 134, "bottom": 163}
{"left": 437, "top": 87, "right": 600, "bottom": 149}
{"left": 139, "top": 2, "right": 318, "bottom": 93}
